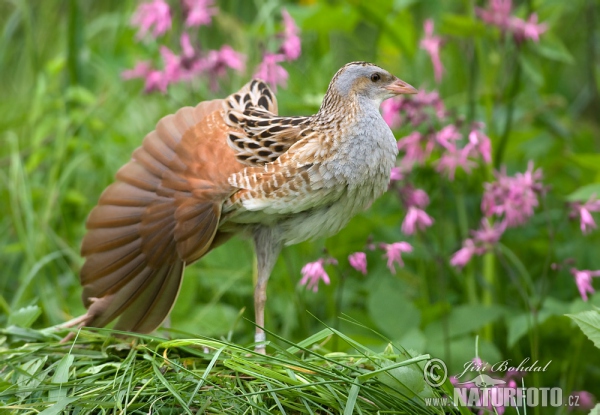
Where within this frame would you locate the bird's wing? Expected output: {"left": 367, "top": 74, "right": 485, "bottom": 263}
{"left": 223, "top": 79, "right": 311, "bottom": 166}
{"left": 79, "top": 96, "right": 245, "bottom": 333}
{"left": 224, "top": 135, "right": 345, "bottom": 216}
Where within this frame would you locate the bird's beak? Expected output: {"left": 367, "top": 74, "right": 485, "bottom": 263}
{"left": 385, "top": 78, "right": 418, "bottom": 95}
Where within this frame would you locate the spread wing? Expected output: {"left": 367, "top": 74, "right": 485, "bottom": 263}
{"left": 224, "top": 134, "right": 345, "bottom": 217}
{"left": 223, "top": 79, "right": 311, "bottom": 166}
{"left": 78, "top": 99, "right": 244, "bottom": 333}
{"left": 75, "top": 79, "right": 318, "bottom": 334}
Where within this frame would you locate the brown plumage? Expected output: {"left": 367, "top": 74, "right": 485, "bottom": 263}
{"left": 70, "top": 62, "right": 417, "bottom": 353}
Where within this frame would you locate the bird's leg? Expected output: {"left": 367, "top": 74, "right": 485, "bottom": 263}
{"left": 252, "top": 226, "right": 282, "bottom": 354}
{"left": 57, "top": 313, "right": 93, "bottom": 343}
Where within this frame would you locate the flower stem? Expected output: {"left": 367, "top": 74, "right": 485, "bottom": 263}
{"left": 482, "top": 251, "right": 495, "bottom": 341}
{"left": 466, "top": 0, "right": 478, "bottom": 127}
{"left": 333, "top": 269, "right": 346, "bottom": 351}
{"left": 494, "top": 45, "right": 522, "bottom": 168}
{"left": 456, "top": 190, "right": 478, "bottom": 304}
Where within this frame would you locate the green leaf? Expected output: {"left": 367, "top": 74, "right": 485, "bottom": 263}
{"left": 52, "top": 355, "right": 74, "bottom": 383}
{"left": 424, "top": 335, "right": 502, "bottom": 375}
{"left": 174, "top": 303, "right": 241, "bottom": 337}
{"left": 39, "top": 397, "right": 78, "bottom": 415}
{"left": 533, "top": 37, "right": 575, "bottom": 64}
{"left": 303, "top": 3, "right": 359, "bottom": 34}
{"left": 375, "top": 359, "right": 433, "bottom": 399}
{"left": 151, "top": 361, "right": 194, "bottom": 415}
{"left": 393, "top": 0, "right": 419, "bottom": 10}
{"left": 358, "top": 354, "right": 430, "bottom": 383}
{"left": 187, "top": 346, "right": 226, "bottom": 406}
{"left": 367, "top": 275, "right": 420, "bottom": 339}
{"left": 441, "top": 14, "right": 487, "bottom": 37}
{"left": 16, "top": 356, "right": 48, "bottom": 399}
{"left": 507, "top": 299, "right": 569, "bottom": 347}
{"left": 2, "top": 326, "right": 57, "bottom": 343}
{"left": 519, "top": 54, "right": 543, "bottom": 86}
{"left": 343, "top": 383, "right": 361, "bottom": 415}
{"left": 80, "top": 362, "right": 121, "bottom": 375}
{"left": 396, "top": 327, "right": 426, "bottom": 352}
{"left": 588, "top": 403, "right": 600, "bottom": 415}
{"left": 566, "top": 183, "right": 600, "bottom": 202}
{"left": 8, "top": 305, "right": 41, "bottom": 328}
{"left": 570, "top": 154, "right": 600, "bottom": 170}
{"left": 566, "top": 309, "right": 600, "bottom": 349}
{"left": 286, "top": 328, "right": 334, "bottom": 354}
{"left": 65, "top": 86, "right": 96, "bottom": 106}
{"left": 0, "top": 380, "right": 13, "bottom": 393}
{"left": 49, "top": 354, "right": 74, "bottom": 401}
{"left": 424, "top": 304, "right": 506, "bottom": 341}
{"left": 355, "top": 3, "right": 412, "bottom": 56}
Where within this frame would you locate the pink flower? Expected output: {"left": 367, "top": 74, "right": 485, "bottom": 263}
{"left": 402, "top": 207, "right": 434, "bottom": 235}
{"left": 144, "top": 70, "right": 169, "bottom": 93}
{"left": 183, "top": 0, "right": 217, "bottom": 27}
{"left": 472, "top": 357, "right": 486, "bottom": 367}
{"left": 254, "top": 53, "right": 288, "bottom": 91}
{"left": 175, "top": 34, "right": 202, "bottom": 80}
{"left": 381, "top": 97, "right": 403, "bottom": 129}
{"left": 180, "top": 33, "right": 196, "bottom": 60}
{"left": 348, "top": 252, "right": 368, "bottom": 275}
{"left": 300, "top": 259, "right": 332, "bottom": 292}
{"left": 399, "top": 186, "right": 433, "bottom": 234}
{"left": 579, "top": 208, "right": 597, "bottom": 234}
{"left": 450, "top": 238, "right": 478, "bottom": 268}
{"left": 381, "top": 242, "right": 413, "bottom": 274}
{"left": 436, "top": 145, "right": 477, "bottom": 180}
{"left": 504, "top": 369, "right": 525, "bottom": 382}
{"left": 436, "top": 125, "right": 461, "bottom": 150}
{"left": 420, "top": 19, "right": 444, "bottom": 82}
{"left": 568, "top": 391, "right": 596, "bottom": 411}
{"left": 482, "top": 161, "right": 543, "bottom": 227}
{"left": 383, "top": 89, "right": 446, "bottom": 129}
{"left": 281, "top": 10, "right": 301, "bottom": 61}
{"left": 570, "top": 268, "right": 600, "bottom": 301}
{"left": 390, "top": 167, "right": 403, "bottom": 182}
{"left": 476, "top": 0, "right": 512, "bottom": 27}
{"left": 160, "top": 46, "right": 184, "bottom": 84}
{"left": 121, "top": 61, "right": 152, "bottom": 80}
{"left": 517, "top": 13, "right": 548, "bottom": 42}
{"left": 570, "top": 196, "right": 600, "bottom": 234}
{"left": 131, "top": 0, "right": 172, "bottom": 39}
{"left": 471, "top": 219, "right": 506, "bottom": 246}
{"left": 466, "top": 126, "right": 492, "bottom": 164}
{"left": 411, "top": 89, "right": 447, "bottom": 121}
{"left": 476, "top": 0, "right": 547, "bottom": 43}
{"left": 205, "top": 45, "right": 246, "bottom": 75}
{"left": 397, "top": 132, "right": 429, "bottom": 166}
{"left": 401, "top": 186, "right": 430, "bottom": 209}
{"left": 450, "top": 220, "right": 504, "bottom": 268}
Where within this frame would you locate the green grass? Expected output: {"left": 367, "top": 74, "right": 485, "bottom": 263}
{"left": 2, "top": 1, "right": 600, "bottom": 412}
{"left": 0, "top": 323, "right": 462, "bottom": 414}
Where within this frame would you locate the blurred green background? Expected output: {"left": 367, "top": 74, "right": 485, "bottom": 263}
{"left": 1, "top": 0, "right": 599, "bottom": 409}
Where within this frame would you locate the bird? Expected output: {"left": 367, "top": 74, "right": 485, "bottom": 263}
{"left": 67, "top": 61, "right": 417, "bottom": 353}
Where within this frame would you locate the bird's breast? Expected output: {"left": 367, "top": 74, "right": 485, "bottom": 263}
{"left": 324, "top": 113, "right": 398, "bottom": 187}
{"left": 278, "top": 117, "right": 398, "bottom": 245}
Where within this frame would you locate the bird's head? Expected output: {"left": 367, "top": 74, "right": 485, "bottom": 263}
{"left": 326, "top": 61, "right": 417, "bottom": 107}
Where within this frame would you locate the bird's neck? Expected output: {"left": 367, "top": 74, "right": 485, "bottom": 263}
{"left": 314, "top": 90, "right": 380, "bottom": 126}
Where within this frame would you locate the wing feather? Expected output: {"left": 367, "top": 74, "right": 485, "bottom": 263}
{"left": 78, "top": 95, "right": 245, "bottom": 333}
{"left": 221, "top": 79, "right": 311, "bottom": 166}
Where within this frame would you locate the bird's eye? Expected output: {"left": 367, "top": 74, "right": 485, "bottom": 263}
{"left": 370, "top": 73, "right": 381, "bottom": 82}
